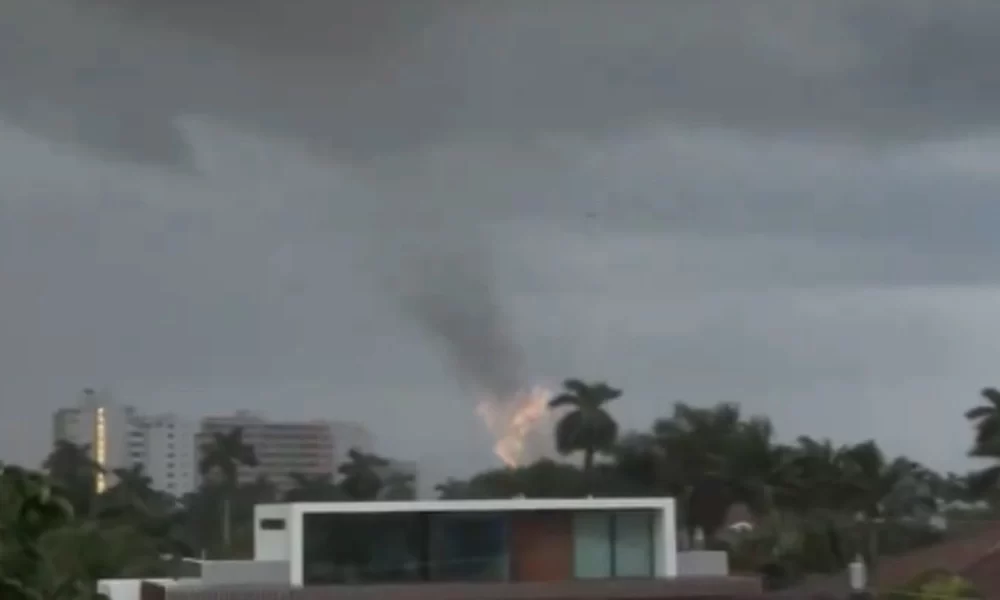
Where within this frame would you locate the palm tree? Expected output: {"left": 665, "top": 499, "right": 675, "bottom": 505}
{"left": 42, "top": 441, "right": 102, "bottom": 517}
{"left": 337, "top": 449, "right": 388, "bottom": 501}
{"left": 841, "top": 441, "right": 936, "bottom": 520}
{"left": 965, "top": 388, "right": 1000, "bottom": 497}
{"left": 92, "top": 464, "right": 176, "bottom": 538}
{"left": 649, "top": 403, "right": 777, "bottom": 543}
{"left": 103, "top": 465, "right": 160, "bottom": 511}
{"left": 112, "top": 464, "right": 153, "bottom": 491}
{"left": 548, "top": 379, "right": 621, "bottom": 472}
{"left": 175, "top": 487, "right": 223, "bottom": 558}
{"left": 966, "top": 388, "right": 1000, "bottom": 449}
{"left": 729, "top": 418, "right": 799, "bottom": 514}
{"left": 0, "top": 463, "right": 80, "bottom": 599}
{"left": 772, "top": 436, "right": 881, "bottom": 572}
{"left": 243, "top": 475, "right": 278, "bottom": 505}
{"left": 198, "top": 427, "right": 257, "bottom": 554}
{"left": 838, "top": 441, "right": 937, "bottom": 575}
{"left": 378, "top": 472, "right": 416, "bottom": 500}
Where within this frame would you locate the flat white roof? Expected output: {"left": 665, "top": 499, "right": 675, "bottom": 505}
{"left": 260, "top": 497, "right": 672, "bottom": 515}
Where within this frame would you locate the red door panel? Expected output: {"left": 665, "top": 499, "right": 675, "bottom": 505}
{"left": 509, "top": 511, "right": 573, "bottom": 581}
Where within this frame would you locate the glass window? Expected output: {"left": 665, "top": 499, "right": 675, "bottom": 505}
{"left": 571, "top": 510, "right": 655, "bottom": 579}
{"left": 302, "top": 513, "right": 424, "bottom": 584}
{"left": 572, "top": 512, "right": 613, "bottom": 578}
{"left": 612, "top": 511, "right": 653, "bottom": 577}
{"left": 428, "top": 512, "right": 510, "bottom": 582}
{"left": 260, "top": 518, "right": 286, "bottom": 530}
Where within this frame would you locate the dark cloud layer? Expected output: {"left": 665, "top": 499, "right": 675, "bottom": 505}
{"left": 3, "top": 0, "right": 1000, "bottom": 479}
{"left": 4, "top": 1, "right": 1000, "bottom": 167}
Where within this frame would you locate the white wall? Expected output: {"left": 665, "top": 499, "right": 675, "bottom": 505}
{"left": 97, "top": 578, "right": 197, "bottom": 600}
{"left": 201, "top": 560, "right": 291, "bottom": 585}
{"left": 677, "top": 551, "right": 729, "bottom": 576}
{"left": 254, "top": 504, "right": 292, "bottom": 561}
{"left": 654, "top": 499, "right": 678, "bottom": 577}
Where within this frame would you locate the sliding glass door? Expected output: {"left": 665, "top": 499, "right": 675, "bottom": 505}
{"left": 572, "top": 512, "right": 613, "bottom": 578}
{"left": 613, "top": 511, "right": 654, "bottom": 577}
{"left": 571, "top": 510, "right": 654, "bottom": 579}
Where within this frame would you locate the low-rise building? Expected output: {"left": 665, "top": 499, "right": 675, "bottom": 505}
{"left": 254, "top": 497, "right": 678, "bottom": 586}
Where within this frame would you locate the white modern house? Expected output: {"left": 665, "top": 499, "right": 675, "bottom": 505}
{"left": 253, "top": 497, "right": 677, "bottom": 586}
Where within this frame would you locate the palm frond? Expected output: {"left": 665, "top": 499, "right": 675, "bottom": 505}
{"left": 981, "top": 387, "right": 1000, "bottom": 408}
{"left": 548, "top": 393, "right": 579, "bottom": 409}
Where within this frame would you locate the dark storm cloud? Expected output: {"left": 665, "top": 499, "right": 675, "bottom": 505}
{"left": 2, "top": 109, "right": 1000, "bottom": 475}
{"left": 4, "top": 0, "right": 1000, "bottom": 167}
{"left": 4, "top": 0, "right": 1000, "bottom": 478}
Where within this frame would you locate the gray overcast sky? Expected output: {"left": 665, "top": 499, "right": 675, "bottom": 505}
{"left": 2, "top": 1, "right": 1000, "bottom": 486}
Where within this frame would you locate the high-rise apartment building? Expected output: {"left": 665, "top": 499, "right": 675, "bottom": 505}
{"left": 51, "top": 389, "right": 197, "bottom": 496}
{"left": 52, "top": 407, "right": 80, "bottom": 446}
{"left": 135, "top": 413, "right": 198, "bottom": 497}
{"left": 53, "top": 395, "right": 378, "bottom": 497}
{"left": 198, "top": 412, "right": 353, "bottom": 492}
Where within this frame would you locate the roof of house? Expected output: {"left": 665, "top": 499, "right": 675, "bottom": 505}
{"left": 258, "top": 497, "right": 675, "bottom": 515}
{"left": 874, "top": 522, "right": 1000, "bottom": 589}
{"left": 780, "top": 522, "right": 1000, "bottom": 597}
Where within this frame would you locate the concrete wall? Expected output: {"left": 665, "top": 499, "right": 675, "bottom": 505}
{"left": 100, "top": 561, "right": 289, "bottom": 600}
{"left": 654, "top": 501, "right": 679, "bottom": 577}
{"left": 677, "top": 551, "right": 729, "bottom": 577}
{"left": 200, "top": 560, "right": 290, "bottom": 586}
{"left": 254, "top": 504, "right": 292, "bottom": 561}
{"left": 98, "top": 578, "right": 199, "bottom": 600}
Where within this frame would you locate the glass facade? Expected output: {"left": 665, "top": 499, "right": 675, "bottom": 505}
{"left": 571, "top": 510, "right": 655, "bottom": 578}
{"left": 301, "top": 508, "right": 656, "bottom": 585}
{"left": 613, "top": 511, "right": 655, "bottom": 577}
{"left": 302, "top": 513, "right": 424, "bottom": 584}
{"left": 302, "top": 511, "right": 511, "bottom": 584}
{"left": 572, "top": 512, "right": 613, "bottom": 578}
{"left": 428, "top": 513, "right": 510, "bottom": 581}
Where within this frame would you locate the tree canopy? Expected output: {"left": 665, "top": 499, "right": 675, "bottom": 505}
{"left": 5, "top": 382, "right": 1000, "bottom": 595}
